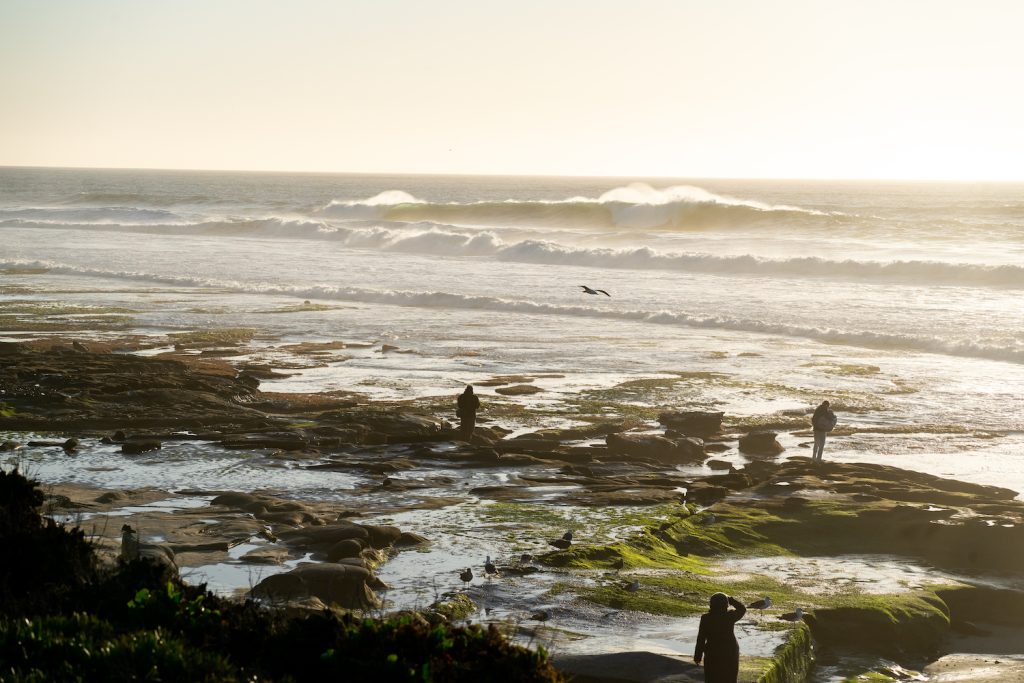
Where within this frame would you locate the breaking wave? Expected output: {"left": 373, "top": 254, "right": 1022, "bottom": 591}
{"left": 316, "top": 184, "right": 840, "bottom": 230}
{"left": 3, "top": 258, "right": 1023, "bottom": 365}
{"left": 4, "top": 216, "right": 1022, "bottom": 288}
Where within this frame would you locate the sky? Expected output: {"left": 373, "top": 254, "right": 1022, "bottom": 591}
{"left": 1, "top": 0, "right": 1023, "bottom": 180}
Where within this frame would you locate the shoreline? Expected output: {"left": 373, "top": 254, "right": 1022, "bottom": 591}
{"left": 3, "top": 334, "right": 1024, "bottom": 681}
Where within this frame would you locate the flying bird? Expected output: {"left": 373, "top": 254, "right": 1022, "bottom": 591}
{"left": 580, "top": 285, "right": 611, "bottom": 297}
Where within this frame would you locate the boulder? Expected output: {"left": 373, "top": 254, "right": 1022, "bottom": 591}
{"left": 738, "top": 431, "right": 784, "bottom": 456}
{"left": 250, "top": 563, "right": 382, "bottom": 609}
{"left": 606, "top": 433, "right": 705, "bottom": 465}
{"left": 326, "top": 538, "right": 364, "bottom": 562}
{"left": 658, "top": 410, "right": 724, "bottom": 437}
{"left": 359, "top": 523, "right": 402, "bottom": 549}
{"left": 685, "top": 482, "right": 730, "bottom": 505}
{"left": 122, "top": 440, "right": 162, "bottom": 455}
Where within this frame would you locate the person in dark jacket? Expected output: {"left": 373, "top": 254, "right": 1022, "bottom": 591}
{"left": 694, "top": 592, "right": 746, "bottom": 683}
{"left": 456, "top": 385, "right": 480, "bottom": 441}
{"left": 811, "top": 400, "right": 837, "bottom": 462}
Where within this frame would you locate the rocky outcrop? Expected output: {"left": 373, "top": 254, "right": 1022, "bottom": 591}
{"left": 250, "top": 563, "right": 383, "bottom": 610}
{"left": 738, "top": 430, "right": 784, "bottom": 456}
{"left": 657, "top": 410, "right": 723, "bottom": 438}
{"left": 605, "top": 433, "right": 705, "bottom": 465}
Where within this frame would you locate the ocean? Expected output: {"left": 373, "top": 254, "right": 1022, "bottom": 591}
{"left": 2, "top": 166, "right": 1023, "bottom": 496}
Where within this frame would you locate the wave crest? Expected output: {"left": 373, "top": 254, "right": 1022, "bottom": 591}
{"left": 316, "top": 183, "right": 837, "bottom": 230}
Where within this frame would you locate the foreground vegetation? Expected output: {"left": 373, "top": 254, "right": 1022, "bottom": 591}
{"left": 0, "top": 468, "right": 562, "bottom": 682}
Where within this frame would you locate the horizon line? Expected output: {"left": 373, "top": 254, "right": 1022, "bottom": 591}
{"left": 2, "top": 163, "right": 1023, "bottom": 184}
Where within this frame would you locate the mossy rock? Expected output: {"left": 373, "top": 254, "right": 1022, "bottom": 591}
{"left": 804, "top": 592, "right": 949, "bottom": 658}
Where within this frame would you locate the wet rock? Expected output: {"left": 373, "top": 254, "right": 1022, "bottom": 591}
{"left": 221, "top": 433, "right": 309, "bottom": 451}
{"left": 606, "top": 433, "right": 705, "bottom": 465}
{"left": 706, "top": 459, "right": 733, "bottom": 471}
{"left": 278, "top": 522, "right": 369, "bottom": 552}
{"left": 122, "top": 440, "right": 162, "bottom": 455}
{"left": 326, "top": 538, "right": 364, "bottom": 561}
{"left": 658, "top": 410, "right": 724, "bottom": 437}
{"left": 685, "top": 481, "right": 730, "bottom": 504}
{"left": 0, "top": 441, "right": 22, "bottom": 451}
{"left": 250, "top": 563, "right": 382, "bottom": 609}
{"left": 360, "top": 524, "right": 402, "bottom": 549}
{"left": 738, "top": 430, "right": 784, "bottom": 456}
{"left": 494, "top": 384, "right": 544, "bottom": 396}
{"left": 395, "top": 531, "right": 429, "bottom": 547}
{"left": 62, "top": 438, "right": 79, "bottom": 452}
{"left": 704, "top": 471, "right": 753, "bottom": 491}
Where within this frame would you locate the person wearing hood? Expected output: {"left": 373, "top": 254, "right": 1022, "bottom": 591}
{"left": 456, "top": 385, "right": 480, "bottom": 441}
{"left": 811, "top": 400, "right": 837, "bottom": 462}
{"left": 694, "top": 592, "right": 746, "bottom": 682}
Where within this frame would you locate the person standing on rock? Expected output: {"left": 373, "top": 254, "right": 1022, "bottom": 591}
{"left": 811, "top": 400, "right": 837, "bottom": 462}
{"left": 694, "top": 592, "right": 746, "bottom": 682}
{"left": 456, "top": 385, "right": 480, "bottom": 442}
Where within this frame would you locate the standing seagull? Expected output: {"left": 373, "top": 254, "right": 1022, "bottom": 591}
{"left": 748, "top": 596, "right": 772, "bottom": 621}
{"left": 484, "top": 555, "right": 497, "bottom": 577}
{"left": 580, "top": 285, "right": 611, "bottom": 297}
{"left": 460, "top": 567, "right": 473, "bottom": 583}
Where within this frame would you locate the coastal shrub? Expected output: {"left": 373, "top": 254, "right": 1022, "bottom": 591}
{"left": 0, "top": 613, "right": 241, "bottom": 682}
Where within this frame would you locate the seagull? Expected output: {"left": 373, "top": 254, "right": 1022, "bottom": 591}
{"left": 562, "top": 530, "right": 574, "bottom": 542}
{"left": 748, "top": 596, "right": 772, "bottom": 620}
{"left": 520, "top": 553, "right": 533, "bottom": 564}
{"left": 611, "top": 557, "right": 625, "bottom": 572}
{"left": 778, "top": 607, "right": 804, "bottom": 622}
{"left": 529, "top": 609, "right": 552, "bottom": 622}
{"left": 624, "top": 579, "right": 640, "bottom": 592}
{"left": 460, "top": 567, "right": 473, "bottom": 583}
{"left": 580, "top": 285, "right": 611, "bottom": 297}
{"left": 484, "top": 555, "right": 497, "bottom": 577}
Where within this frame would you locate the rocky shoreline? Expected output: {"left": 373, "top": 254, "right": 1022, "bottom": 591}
{"left": 3, "top": 337, "right": 1024, "bottom": 682}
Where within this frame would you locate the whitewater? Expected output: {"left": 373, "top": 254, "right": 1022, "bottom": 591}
{"left": 2, "top": 167, "right": 1024, "bottom": 493}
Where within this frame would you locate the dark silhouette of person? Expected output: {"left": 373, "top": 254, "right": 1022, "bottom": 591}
{"left": 811, "top": 400, "right": 837, "bottom": 462}
{"left": 694, "top": 592, "right": 746, "bottom": 683}
{"left": 456, "top": 385, "right": 480, "bottom": 441}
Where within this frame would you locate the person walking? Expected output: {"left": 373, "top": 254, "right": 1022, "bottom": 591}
{"left": 694, "top": 592, "right": 746, "bottom": 683}
{"left": 811, "top": 400, "right": 837, "bottom": 462}
{"left": 456, "top": 385, "right": 480, "bottom": 442}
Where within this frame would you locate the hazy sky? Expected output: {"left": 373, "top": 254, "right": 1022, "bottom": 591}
{"left": 2, "top": 0, "right": 1022, "bottom": 179}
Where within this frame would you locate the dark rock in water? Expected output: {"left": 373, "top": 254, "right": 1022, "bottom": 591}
{"left": 605, "top": 433, "right": 705, "bottom": 465}
{"left": 359, "top": 523, "right": 402, "bottom": 549}
{"left": 706, "top": 459, "right": 733, "bottom": 471}
{"left": 62, "top": 438, "right": 79, "bottom": 452}
{"left": 250, "top": 563, "right": 382, "bottom": 609}
{"left": 0, "top": 441, "right": 22, "bottom": 451}
{"left": 704, "top": 471, "right": 752, "bottom": 492}
{"left": 704, "top": 443, "right": 730, "bottom": 453}
{"left": 685, "top": 481, "right": 730, "bottom": 504}
{"left": 738, "top": 431, "right": 784, "bottom": 456}
{"left": 326, "top": 538, "right": 364, "bottom": 562}
{"left": 658, "top": 410, "right": 724, "bottom": 437}
{"left": 220, "top": 433, "right": 309, "bottom": 451}
{"left": 122, "top": 440, "right": 161, "bottom": 455}
{"left": 784, "top": 496, "right": 810, "bottom": 510}
{"left": 395, "top": 532, "right": 429, "bottom": 547}
{"left": 495, "top": 384, "right": 544, "bottom": 396}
